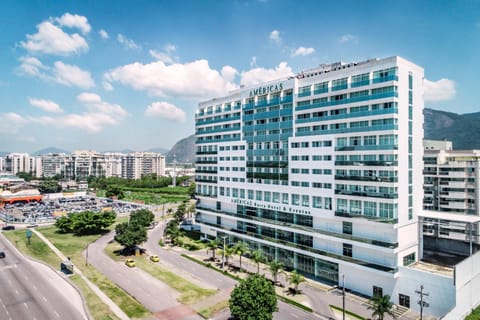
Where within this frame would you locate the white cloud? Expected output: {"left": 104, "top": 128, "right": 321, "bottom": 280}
{"left": 250, "top": 56, "right": 257, "bottom": 68}
{"left": 104, "top": 59, "right": 238, "bottom": 100}
{"left": 55, "top": 13, "right": 91, "bottom": 34}
{"left": 18, "top": 56, "right": 48, "bottom": 77}
{"left": 339, "top": 34, "right": 358, "bottom": 43}
{"left": 18, "top": 57, "right": 94, "bottom": 89}
{"left": 117, "top": 34, "right": 140, "bottom": 49}
{"left": 1, "top": 94, "right": 126, "bottom": 135}
{"left": 29, "top": 98, "right": 63, "bottom": 113}
{"left": 0, "top": 113, "right": 27, "bottom": 134}
{"left": 164, "top": 43, "right": 176, "bottom": 53}
{"left": 269, "top": 30, "right": 281, "bottom": 43}
{"left": 17, "top": 136, "right": 36, "bottom": 143}
{"left": 20, "top": 19, "right": 89, "bottom": 56}
{"left": 145, "top": 102, "right": 186, "bottom": 122}
{"left": 77, "top": 92, "right": 128, "bottom": 119}
{"left": 99, "top": 29, "right": 109, "bottom": 39}
{"left": 240, "top": 62, "right": 293, "bottom": 86}
{"left": 292, "top": 46, "right": 315, "bottom": 57}
{"left": 52, "top": 61, "right": 95, "bottom": 89}
{"left": 149, "top": 49, "right": 175, "bottom": 64}
{"left": 102, "top": 81, "right": 114, "bottom": 91}
{"left": 149, "top": 43, "right": 177, "bottom": 64}
{"left": 424, "top": 78, "right": 456, "bottom": 102}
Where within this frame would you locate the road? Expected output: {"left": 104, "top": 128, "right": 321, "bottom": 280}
{"left": 146, "top": 220, "right": 326, "bottom": 320}
{"left": 87, "top": 230, "right": 202, "bottom": 319}
{"left": 0, "top": 233, "right": 87, "bottom": 320}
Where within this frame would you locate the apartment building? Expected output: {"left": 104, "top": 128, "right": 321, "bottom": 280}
{"left": 422, "top": 139, "right": 480, "bottom": 252}
{"left": 121, "top": 152, "right": 166, "bottom": 180}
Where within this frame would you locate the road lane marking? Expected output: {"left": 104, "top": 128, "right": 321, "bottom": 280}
{"left": 24, "top": 302, "right": 28, "bottom": 309}
{"left": 15, "top": 290, "right": 19, "bottom": 295}
{"left": 33, "top": 285, "right": 37, "bottom": 291}
{"left": 54, "top": 310, "right": 60, "bottom": 318}
{"left": 42, "top": 296, "right": 47, "bottom": 302}
{"left": 290, "top": 313, "right": 299, "bottom": 318}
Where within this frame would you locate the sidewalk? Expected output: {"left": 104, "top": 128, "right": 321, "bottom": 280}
{"left": 183, "top": 246, "right": 424, "bottom": 320}
{"left": 31, "top": 228, "right": 130, "bottom": 320}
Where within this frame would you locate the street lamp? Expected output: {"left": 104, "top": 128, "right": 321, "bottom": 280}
{"left": 342, "top": 274, "right": 346, "bottom": 320}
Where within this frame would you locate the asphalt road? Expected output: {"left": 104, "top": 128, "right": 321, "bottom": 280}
{"left": 0, "top": 233, "right": 87, "bottom": 320}
{"left": 146, "top": 221, "right": 326, "bottom": 320}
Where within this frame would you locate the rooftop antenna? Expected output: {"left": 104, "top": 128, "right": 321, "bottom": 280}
{"left": 173, "top": 154, "right": 177, "bottom": 187}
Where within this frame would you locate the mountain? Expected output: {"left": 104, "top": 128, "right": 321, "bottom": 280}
{"left": 33, "top": 147, "right": 70, "bottom": 156}
{"left": 166, "top": 134, "right": 195, "bottom": 163}
{"left": 424, "top": 108, "right": 480, "bottom": 149}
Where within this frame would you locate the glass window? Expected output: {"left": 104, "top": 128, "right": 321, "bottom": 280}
{"left": 343, "top": 221, "right": 352, "bottom": 235}
{"left": 292, "top": 194, "right": 300, "bottom": 205}
{"left": 343, "top": 243, "right": 352, "bottom": 257}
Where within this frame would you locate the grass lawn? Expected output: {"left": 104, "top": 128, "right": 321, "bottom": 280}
{"left": 70, "top": 274, "right": 120, "bottom": 320}
{"left": 123, "top": 191, "right": 189, "bottom": 205}
{"left": 467, "top": 307, "right": 480, "bottom": 320}
{"left": 105, "top": 241, "right": 216, "bottom": 305}
{"left": 38, "top": 226, "right": 150, "bottom": 319}
{"left": 2, "top": 230, "right": 62, "bottom": 266}
{"left": 198, "top": 299, "right": 229, "bottom": 319}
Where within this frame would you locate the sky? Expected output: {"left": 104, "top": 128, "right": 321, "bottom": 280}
{"left": 0, "top": 0, "right": 479, "bottom": 153}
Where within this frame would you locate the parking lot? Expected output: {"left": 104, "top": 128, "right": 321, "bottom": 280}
{"left": 0, "top": 196, "right": 147, "bottom": 224}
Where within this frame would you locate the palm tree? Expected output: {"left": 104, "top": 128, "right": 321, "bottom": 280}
{"left": 233, "top": 242, "right": 249, "bottom": 271}
{"left": 251, "top": 250, "right": 265, "bottom": 274}
{"left": 368, "top": 294, "right": 396, "bottom": 320}
{"left": 268, "top": 260, "right": 284, "bottom": 284}
{"left": 224, "top": 245, "right": 235, "bottom": 267}
{"left": 288, "top": 270, "right": 305, "bottom": 294}
{"left": 207, "top": 239, "right": 220, "bottom": 261}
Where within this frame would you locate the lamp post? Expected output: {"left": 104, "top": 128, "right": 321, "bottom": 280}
{"left": 342, "top": 274, "right": 346, "bottom": 320}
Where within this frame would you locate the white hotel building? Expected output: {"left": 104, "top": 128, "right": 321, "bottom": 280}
{"left": 195, "top": 56, "right": 480, "bottom": 318}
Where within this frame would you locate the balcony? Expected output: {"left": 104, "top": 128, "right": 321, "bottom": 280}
{"left": 194, "top": 178, "right": 218, "bottom": 183}
{"left": 335, "top": 210, "right": 398, "bottom": 224}
{"left": 334, "top": 160, "right": 397, "bottom": 166}
{"left": 335, "top": 189, "right": 398, "bottom": 199}
{"left": 334, "top": 175, "right": 398, "bottom": 183}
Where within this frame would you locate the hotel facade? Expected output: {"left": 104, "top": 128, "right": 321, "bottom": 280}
{"left": 195, "top": 56, "right": 429, "bottom": 307}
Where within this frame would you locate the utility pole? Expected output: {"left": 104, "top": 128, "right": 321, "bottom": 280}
{"left": 415, "top": 285, "right": 429, "bottom": 320}
{"left": 173, "top": 154, "right": 177, "bottom": 187}
{"left": 342, "top": 274, "right": 346, "bottom": 320}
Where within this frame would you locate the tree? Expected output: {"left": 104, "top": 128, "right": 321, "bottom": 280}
{"left": 224, "top": 245, "right": 235, "bottom": 267}
{"left": 229, "top": 274, "right": 278, "bottom": 320}
{"left": 207, "top": 239, "right": 220, "bottom": 261}
{"left": 368, "top": 294, "right": 396, "bottom": 320}
{"left": 268, "top": 260, "right": 284, "bottom": 284}
{"left": 105, "top": 185, "right": 124, "bottom": 199}
{"left": 39, "top": 179, "right": 61, "bottom": 193}
{"left": 54, "top": 211, "right": 116, "bottom": 235}
{"left": 130, "top": 209, "right": 154, "bottom": 227}
{"left": 251, "top": 250, "right": 265, "bottom": 274}
{"left": 188, "top": 182, "right": 196, "bottom": 197}
{"left": 55, "top": 215, "right": 73, "bottom": 233}
{"left": 288, "top": 270, "right": 305, "bottom": 294}
{"left": 16, "top": 171, "right": 35, "bottom": 182}
{"left": 234, "top": 242, "right": 249, "bottom": 271}
{"left": 165, "top": 221, "right": 183, "bottom": 245}
{"left": 173, "top": 202, "right": 187, "bottom": 222}
{"left": 114, "top": 221, "right": 147, "bottom": 252}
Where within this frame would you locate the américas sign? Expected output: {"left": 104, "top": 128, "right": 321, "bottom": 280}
{"left": 249, "top": 83, "right": 284, "bottom": 97}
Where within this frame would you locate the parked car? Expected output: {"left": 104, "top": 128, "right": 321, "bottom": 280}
{"left": 125, "top": 259, "right": 135, "bottom": 267}
{"left": 150, "top": 255, "right": 159, "bottom": 262}
{"left": 2, "top": 226, "right": 15, "bottom": 231}
{"left": 0, "top": 251, "right": 5, "bottom": 258}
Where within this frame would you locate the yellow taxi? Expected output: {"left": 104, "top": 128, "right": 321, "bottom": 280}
{"left": 150, "top": 255, "right": 159, "bottom": 262}
{"left": 125, "top": 258, "right": 136, "bottom": 267}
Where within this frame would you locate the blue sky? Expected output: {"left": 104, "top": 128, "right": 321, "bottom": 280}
{"left": 0, "top": 0, "right": 478, "bottom": 153}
